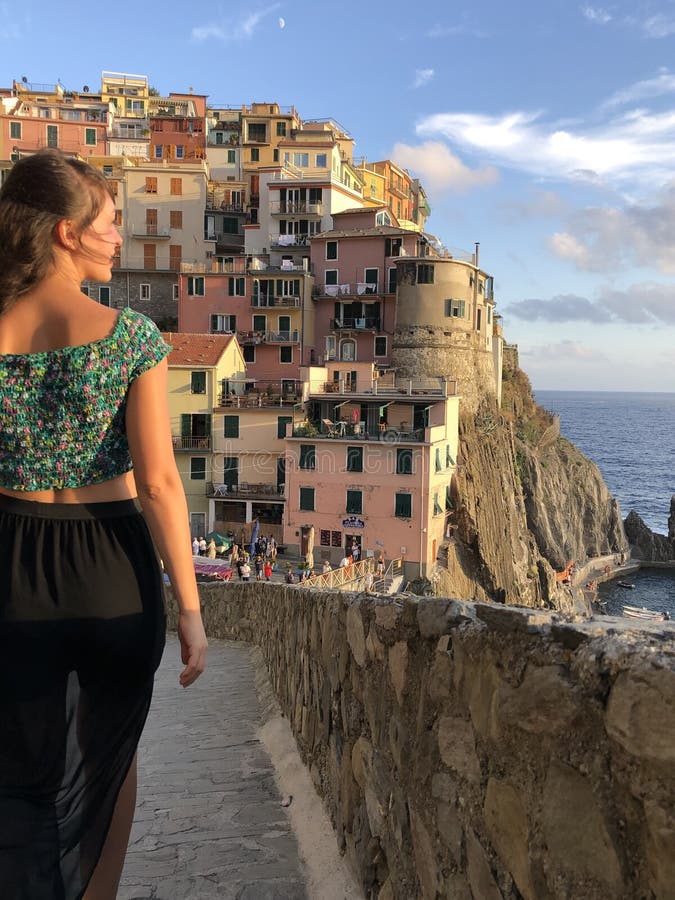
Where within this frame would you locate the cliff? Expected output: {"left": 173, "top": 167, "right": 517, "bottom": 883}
{"left": 435, "top": 364, "right": 626, "bottom": 612}
{"left": 624, "top": 497, "right": 675, "bottom": 562}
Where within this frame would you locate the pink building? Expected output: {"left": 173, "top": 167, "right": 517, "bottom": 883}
{"left": 310, "top": 207, "right": 422, "bottom": 368}
{"left": 283, "top": 362, "right": 459, "bottom": 578}
{"left": 177, "top": 264, "right": 314, "bottom": 395}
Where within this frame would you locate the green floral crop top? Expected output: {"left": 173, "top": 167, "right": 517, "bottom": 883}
{"left": 0, "top": 307, "right": 171, "bottom": 491}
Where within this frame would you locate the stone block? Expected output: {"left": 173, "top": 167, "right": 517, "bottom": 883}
{"left": 644, "top": 800, "right": 675, "bottom": 899}
{"left": 465, "top": 828, "right": 502, "bottom": 900}
{"left": 417, "top": 598, "right": 475, "bottom": 638}
{"left": 498, "top": 664, "right": 578, "bottom": 734}
{"left": 484, "top": 777, "right": 534, "bottom": 900}
{"left": 347, "top": 603, "right": 367, "bottom": 668}
{"left": 388, "top": 641, "right": 409, "bottom": 706}
{"left": 388, "top": 713, "right": 408, "bottom": 771}
{"left": 409, "top": 806, "right": 441, "bottom": 900}
{"left": 437, "top": 715, "right": 481, "bottom": 783}
{"left": 606, "top": 668, "right": 675, "bottom": 764}
{"left": 366, "top": 627, "right": 386, "bottom": 662}
{"left": 375, "top": 603, "right": 401, "bottom": 631}
{"left": 436, "top": 801, "right": 462, "bottom": 865}
{"left": 542, "top": 760, "right": 622, "bottom": 891}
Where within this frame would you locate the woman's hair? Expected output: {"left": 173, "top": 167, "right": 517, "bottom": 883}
{"left": 0, "top": 149, "right": 114, "bottom": 313}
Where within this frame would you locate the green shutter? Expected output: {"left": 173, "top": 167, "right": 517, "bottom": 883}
{"left": 181, "top": 414, "right": 191, "bottom": 437}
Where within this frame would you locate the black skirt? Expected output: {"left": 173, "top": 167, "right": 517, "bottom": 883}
{"left": 0, "top": 494, "right": 166, "bottom": 900}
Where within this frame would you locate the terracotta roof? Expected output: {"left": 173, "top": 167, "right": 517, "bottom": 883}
{"left": 161, "top": 332, "right": 235, "bottom": 366}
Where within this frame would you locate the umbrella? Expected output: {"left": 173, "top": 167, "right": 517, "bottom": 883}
{"left": 206, "top": 531, "right": 231, "bottom": 548}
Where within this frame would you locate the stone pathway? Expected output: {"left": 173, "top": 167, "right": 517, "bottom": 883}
{"left": 119, "top": 636, "right": 310, "bottom": 900}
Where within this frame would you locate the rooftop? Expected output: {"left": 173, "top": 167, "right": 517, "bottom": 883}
{"left": 162, "top": 332, "right": 235, "bottom": 366}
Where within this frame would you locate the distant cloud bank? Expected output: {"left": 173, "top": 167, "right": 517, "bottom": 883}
{"left": 390, "top": 140, "right": 498, "bottom": 193}
{"left": 413, "top": 68, "right": 434, "bottom": 89}
{"left": 192, "top": 3, "right": 281, "bottom": 42}
{"left": 507, "top": 281, "right": 675, "bottom": 325}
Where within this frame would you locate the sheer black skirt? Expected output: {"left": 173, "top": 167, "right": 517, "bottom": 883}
{"left": 0, "top": 495, "right": 166, "bottom": 900}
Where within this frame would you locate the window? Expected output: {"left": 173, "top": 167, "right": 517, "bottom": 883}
{"left": 190, "top": 457, "right": 207, "bottom": 480}
{"left": 46, "top": 124, "right": 58, "bottom": 148}
{"left": 279, "top": 346, "right": 293, "bottom": 364}
{"left": 326, "top": 241, "right": 338, "bottom": 260}
{"left": 487, "top": 306, "right": 492, "bottom": 324}
{"left": 250, "top": 148, "right": 260, "bottom": 162}
{"left": 99, "top": 286, "right": 111, "bottom": 307}
{"left": 277, "top": 416, "right": 292, "bottom": 439}
{"left": 211, "top": 314, "right": 236, "bottom": 332}
{"left": 85, "top": 128, "right": 96, "bottom": 146}
{"left": 365, "top": 268, "right": 378, "bottom": 290}
{"left": 325, "top": 269, "right": 338, "bottom": 286}
{"left": 143, "top": 244, "right": 157, "bottom": 269}
{"left": 169, "top": 245, "right": 182, "bottom": 271}
{"left": 248, "top": 123, "right": 266, "bottom": 142}
{"left": 396, "top": 448, "right": 413, "bottom": 475}
{"left": 299, "top": 487, "right": 315, "bottom": 511}
{"left": 227, "top": 149, "right": 236, "bottom": 163}
{"left": 395, "top": 493, "right": 412, "bottom": 518}
{"left": 374, "top": 336, "right": 387, "bottom": 357}
{"left": 417, "top": 264, "right": 434, "bottom": 284}
{"left": 446, "top": 445, "right": 455, "bottom": 468}
{"left": 477, "top": 309, "right": 482, "bottom": 331}
{"left": 346, "top": 490, "right": 362, "bottom": 515}
{"left": 173, "top": 283, "right": 179, "bottom": 300}
{"left": 222, "top": 456, "right": 238, "bottom": 488}
{"left": 10, "top": 121, "right": 21, "bottom": 139}
{"left": 388, "top": 267, "right": 397, "bottom": 293}
{"left": 187, "top": 276, "right": 205, "bottom": 296}
{"left": 175, "top": 145, "right": 184, "bottom": 159}
{"left": 435, "top": 447, "right": 442, "bottom": 473}
{"left": 222, "top": 217, "right": 238, "bottom": 234}
{"left": 140, "top": 283, "right": 150, "bottom": 300}
{"left": 316, "top": 153, "right": 327, "bottom": 167}
{"left": 170, "top": 210, "right": 183, "bottom": 229}
{"left": 376, "top": 210, "right": 392, "bottom": 226}
{"left": 243, "top": 345, "right": 255, "bottom": 363}
{"left": 189, "top": 371, "right": 206, "bottom": 395}
{"left": 154, "top": 145, "right": 163, "bottom": 159}
{"left": 252, "top": 314, "right": 266, "bottom": 332}
{"left": 293, "top": 152, "right": 309, "bottom": 167}
{"left": 346, "top": 446, "right": 363, "bottom": 472}
{"left": 273, "top": 149, "right": 279, "bottom": 162}
{"left": 145, "top": 177, "right": 157, "bottom": 193}
{"left": 228, "top": 277, "right": 246, "bottom": 296}
{"left": 276, "top": 121, "right": 286, "bottom": 136}
{"left": 445, "top": 299, "right": 466, "bottom": 318}
{"left": 433, "top": 493, "right": 444, "bottom": 515}
{"left": 170, "top": 178, "right": 182, "bottom": 196}
{"left": 385, "top": 238, "right": 402, "bottom": 257}
{"left": 299, "top": 444, "right": 316, "bottom": 470}
{"left": 223, "top": 415, "right": 239, "bottom": 438}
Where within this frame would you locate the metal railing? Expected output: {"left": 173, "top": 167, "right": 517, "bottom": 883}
{"left": 269, "top": 201, "right": 323, "bottom": 216}
{"left": 237, "top": 329, "right": 299, "bottom": 344}
{"left": 171, "top": 435, "right": 212, "bottom": 451}
{"left": 208, "top": 482, "right": 284, "bottom": 499}
{"left": 251, "top": 295, "right": 301, "bottom": 308}
{"left": 270, "top": 234, "right": 311, "bottom": 248}
{"left": 316, "top": 282, "right": 389, "bottom": 297}
{"left": 330, "top": 317, "right": 381, "bottom": 330}
{"left": 131, "top": 224, "right": 170, "bottom": 238}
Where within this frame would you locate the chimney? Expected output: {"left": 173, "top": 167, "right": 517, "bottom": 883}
{"left": 474, "top": 242, "right": 480, "bottom": 267}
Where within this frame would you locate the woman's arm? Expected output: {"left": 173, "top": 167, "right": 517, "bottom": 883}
{"left": 126, "top": 358, "right": 207, "bottom": 687}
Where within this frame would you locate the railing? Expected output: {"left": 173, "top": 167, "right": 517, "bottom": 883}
{"left": 313, "top": 375, "right": 455, "bottom": 398}
{"left": 180, "top": 258, "right": 247, "bottom": 274}
{"left": 251, "top": 296, "right": 301, "bottom": 308}
{"left": 208, "top": 482, "right": 284, "bottom": 499}
{"left": 131, "top": 225, "right": 171, "bottom": 238}
{"left": 172, "top": 435, "right": 212, "bottom": 450}
{"left": 237, "top": 329, "right": 299, "bottom": 344}
{"left": 217, "top": 388, "right": 299, "bottom": 408}
{"left": 330, "top": 317, "right": 381, "bottom": 330}
{"left": 303, "top": 558, "right": 374, "bottom": 589}
{"left": 270, "top": 234, "right": 311, "bottom": 248}
{"left": 316, "top": 282, "right": 389, "bottom": 297}
{"left": 269, "top": 201, "right": 323, "bottom": 216}
{"left": 293, "top": 421, "right": 424, "bottom": 442}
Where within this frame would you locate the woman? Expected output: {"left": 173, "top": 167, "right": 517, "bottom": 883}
{"left": 0, "top": 150, "right": 208, "bottom": 899}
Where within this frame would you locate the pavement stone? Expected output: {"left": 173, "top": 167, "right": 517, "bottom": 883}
{"left": 119, "top": 635, "right": 309, "bottom": 900}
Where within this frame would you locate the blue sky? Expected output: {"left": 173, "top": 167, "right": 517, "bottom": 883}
{"left": 3, "top": 0, "right": 675, "bottom": 391}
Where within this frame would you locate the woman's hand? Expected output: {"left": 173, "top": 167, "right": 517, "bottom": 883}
{"left": 177, "top": 609, "right": 208, "bottom": 687}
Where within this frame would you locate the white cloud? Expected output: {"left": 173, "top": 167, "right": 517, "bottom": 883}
{"left": 413, "top": 68, "right": 434, "bottom": 89}
{"left": 416, "top": 99, "right": 675, "bottom": 190}
{"left": 581, "top": 5, "right": 612, "bottom": 25}
{"left": 390, "top": 140, "right": 499, "bottom": 193}
{"left": 642, "top": 14, "right": 675, "bottom": 38}
{"left": 548, "top": 184, "right": 675, "bottom": 273}
{"left": 521, "top": 340, "right": 606, "bottom": 363}
{"left": 507, "top": 281, "right": 675, "bottom": 325}
{"left": 192, "top": 3, "right": 281, "bottom": 42}
{"left": 602, "top": 70, "right": 675, "bottom": 109}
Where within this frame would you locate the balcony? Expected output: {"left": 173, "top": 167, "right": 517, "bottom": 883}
{"left": 237, "top": 329, "right": 299, "bottom": 344}
{"left": 269, "top": 201, "right": 323, "bottom": 216}
{"left": 180, "top": 258, "right": 247, "bottom": 274}
{"left": 291, "top": 421, "right": 424, "bottom": 443}
{"left": 217, "top": 382, "right": 300, "bottom": 407}
{"left": 270, "top": 234, "right": 310, "bottom": 249}
{"left": 131, "top": 224, "right": 171, "bottom": 239}
{"left": 251, "top": 295, "right": 301, "bottom": 308}
{"left": 315, "top": 282, "right": 389, "bottom": 297}
{"left": 330, "top": 317, "right": 381, "bottom": 331}
{"left": 172, "top": 435, "right": 212, "bottom": 451}
{"left": 207, "top": 482, "right": 285, "bottom": 499}
{"left": 312, "top": 373, "right": 456, "bottom": 398}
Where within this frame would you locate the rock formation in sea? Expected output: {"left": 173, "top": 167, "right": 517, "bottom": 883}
{"left": 434, "top": 356, "right": 626, "bottom": 613}
{"left": 624, "top": 496, "right": 675, "bottom": 561}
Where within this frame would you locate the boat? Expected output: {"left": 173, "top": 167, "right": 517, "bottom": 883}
{"left": 617, "top": 581, "right": 635, "bottom": 589}
{"left": 623, "top": 604, "right": 670, "bottom": 621}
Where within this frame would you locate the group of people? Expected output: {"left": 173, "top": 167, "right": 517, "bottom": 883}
{"left": 192, "top": 535, "right": 224, "bottom": 559}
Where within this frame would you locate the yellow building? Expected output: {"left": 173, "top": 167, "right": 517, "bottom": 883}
{"left": 162, "top": 331, "right": 246, "bottom": 538}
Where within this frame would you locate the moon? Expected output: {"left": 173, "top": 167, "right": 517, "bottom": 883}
{"left": 279, "top": 16, "right": 285, "bottom": 28}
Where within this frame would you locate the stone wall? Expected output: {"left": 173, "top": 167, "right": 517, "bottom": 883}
{"left": 166, "top": 584, "right": 675, "bottom": 900}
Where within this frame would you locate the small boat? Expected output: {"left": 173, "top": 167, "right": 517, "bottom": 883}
{"left": 617, "top": 581, "right": 635, "bottom": 589}
{"left": 623, "top": 604, "right": 670, "bottom": 621}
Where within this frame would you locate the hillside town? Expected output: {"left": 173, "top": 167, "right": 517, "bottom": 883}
{"left": 0, "top": 72, "right": 503, "bottom": 577}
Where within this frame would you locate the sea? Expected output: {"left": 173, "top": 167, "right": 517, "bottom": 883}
{"left": 534, "top": 391, "right": 675, "bottom": 618}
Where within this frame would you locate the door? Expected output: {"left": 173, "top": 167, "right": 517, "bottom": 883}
{"left": 143, "top": 243, "right": 156, "bottom": 269}
{"left": 190, "top": 512, "right": 206, "bottom": 538}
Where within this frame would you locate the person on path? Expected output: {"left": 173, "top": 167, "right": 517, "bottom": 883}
{"left": 263, "top": 560, "right": 273, "bottom": 581}
{"left": 206, "top": 538, "right": 217, "bottom": 559}
{"left": 254, "top": 555, "right": 263, "bottom": 580}
{"left": 198, "top": 536, "right": 207, "bottom": 556}
{"left": 192, "top": 537, "right": 200, "bottom": 556}
{"left": 0, "top": 150, "right": 207, "bottom": 899}
{"left": 241, "top": 561, "right": 251, "bottom": 582}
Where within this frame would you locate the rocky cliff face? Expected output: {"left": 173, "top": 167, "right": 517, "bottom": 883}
{"left": 435, "top": 364, "right": 626, "bottom": 612}
{"left": 624, "top": 497, "right": 675, "bottom": 561}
